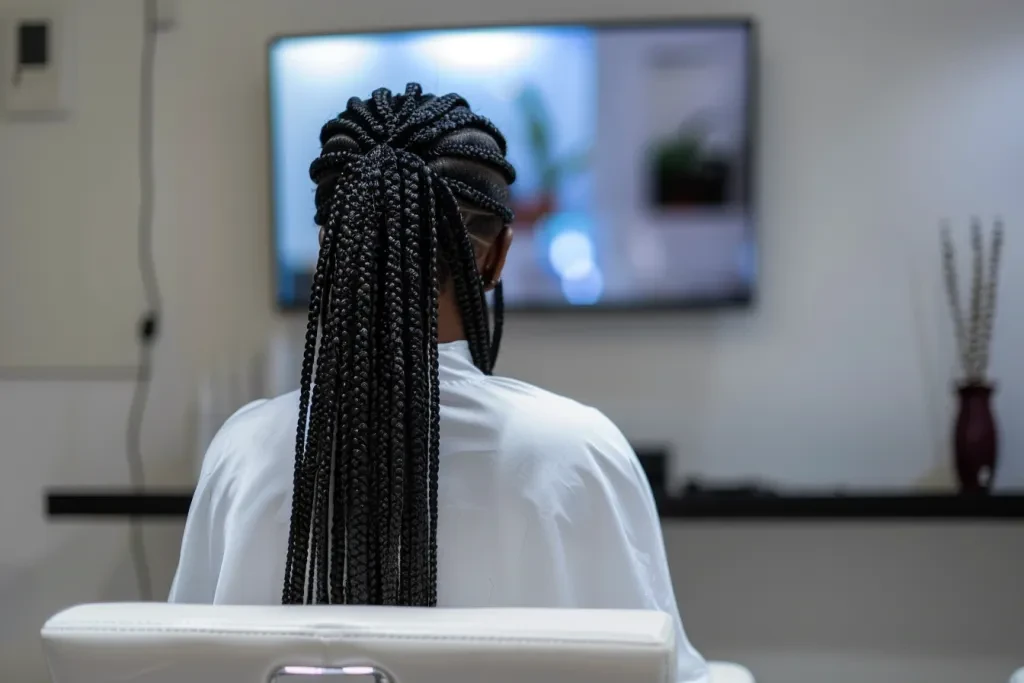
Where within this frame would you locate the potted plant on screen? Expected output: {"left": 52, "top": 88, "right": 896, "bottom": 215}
{"left": 648, "top": 118, "right": 733, "bottom": 209}
{"left": 511, "top": 85, "right": 589, "bottom": 232}
{"left": 941, "top": 217, "right": 1005, "bottom": 493}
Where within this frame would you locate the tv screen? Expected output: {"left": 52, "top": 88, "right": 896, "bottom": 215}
{"left": 269, "top": 20, "right": 756, "bottom": 310}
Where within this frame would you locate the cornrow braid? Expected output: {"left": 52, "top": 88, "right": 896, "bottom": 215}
{"left": 282, "top": 83, "right": 515, "bottom": 606}
{"left": 424, "top": 143, "right": 516, "bottom": 194}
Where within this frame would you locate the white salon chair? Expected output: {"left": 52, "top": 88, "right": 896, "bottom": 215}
{"left": 41, "top": 603, "right": 678, "bottom": 683}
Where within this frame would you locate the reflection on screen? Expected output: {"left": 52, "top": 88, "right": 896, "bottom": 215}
{"left": 269, "top": 22, "right": 755, "bottom": 309}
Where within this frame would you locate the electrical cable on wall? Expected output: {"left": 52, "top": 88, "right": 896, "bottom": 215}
{"left": 125, "top": 0, "right": 162, "bottom": 601}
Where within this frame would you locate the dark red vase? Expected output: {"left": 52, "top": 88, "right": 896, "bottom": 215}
{"left": 954, "top": 383, "right": 998, "bottom": 493}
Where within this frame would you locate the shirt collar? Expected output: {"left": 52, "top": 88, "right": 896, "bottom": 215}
{"left": 438, "top": 341, "right": 484, "bottom": 385}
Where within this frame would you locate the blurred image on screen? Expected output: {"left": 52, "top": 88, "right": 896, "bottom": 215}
{"left": 269, "top": 22, "right": 755, "bottom": 309}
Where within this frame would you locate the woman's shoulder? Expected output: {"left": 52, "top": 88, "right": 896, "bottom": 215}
{"left": 479, "top": 375, "right": 640, "bottom": 477}
{"left": 198, "top": 391, "right": 300, "bottom": 485}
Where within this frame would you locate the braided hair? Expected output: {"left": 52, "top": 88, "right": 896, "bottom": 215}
{"left": 282, "top": 83, "right": 516, "bottom": 606}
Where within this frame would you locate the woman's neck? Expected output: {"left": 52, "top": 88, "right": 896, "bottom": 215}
{"left": 436, "top": 293, "right": 466, "bottom": 344}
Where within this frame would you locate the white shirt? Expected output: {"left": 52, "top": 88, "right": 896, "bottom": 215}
{"left": 170, "top": 341, "right": 708, "bottom": 683}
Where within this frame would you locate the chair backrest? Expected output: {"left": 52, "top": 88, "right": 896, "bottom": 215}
{"left": 41, "top": 603, "right": 676, "bottom": 683}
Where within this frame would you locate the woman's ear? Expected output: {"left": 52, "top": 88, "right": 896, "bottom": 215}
{"left": 480, "top": 225, "right": 513, "bottom": 291}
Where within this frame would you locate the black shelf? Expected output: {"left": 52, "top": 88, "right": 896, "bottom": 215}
{"left": 654, "top": 492, "right": 1024, "bottom": 520}
{"left": 47, "top": 490, "right": 192, "bottom": 518}
{"left": 45, "top": 489, "right": 1024, "bottom": 521}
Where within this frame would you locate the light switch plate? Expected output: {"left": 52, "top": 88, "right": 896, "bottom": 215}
{"left": 1, "top": 3, "right": 71, "bottom": 118}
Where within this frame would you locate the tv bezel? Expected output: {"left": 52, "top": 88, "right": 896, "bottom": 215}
{"left": 266, "top": 17, "right": 759, "bottom": 314}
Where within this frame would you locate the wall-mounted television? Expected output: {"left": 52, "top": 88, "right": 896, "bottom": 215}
{"left": 269, "top": 19, "right": 757, "bottom": 311}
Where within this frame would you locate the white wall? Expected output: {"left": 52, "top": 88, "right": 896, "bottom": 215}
{"left": 0, "top": 0, "right": 1022, "bottom": 682}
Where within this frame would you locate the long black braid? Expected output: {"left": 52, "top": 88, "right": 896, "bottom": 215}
{"left": 282, "top": 83, "right": 515, "bottom": 606}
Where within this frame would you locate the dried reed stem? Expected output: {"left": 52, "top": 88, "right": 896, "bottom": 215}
{"left": 940, "top": 218, "right": 1005, "bottom": 383}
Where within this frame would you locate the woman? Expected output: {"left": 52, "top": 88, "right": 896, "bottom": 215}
{"left": 170, "top": 84, "right": 707, "bottom": 682}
